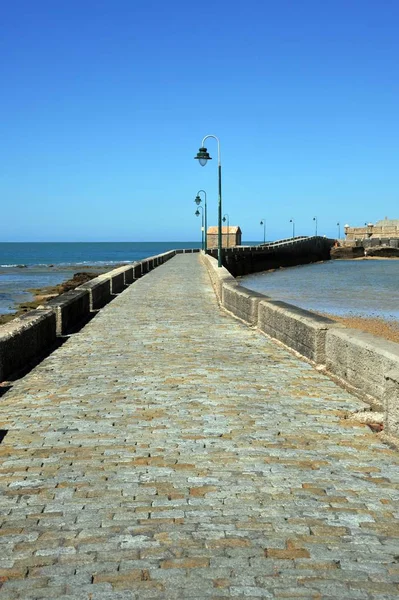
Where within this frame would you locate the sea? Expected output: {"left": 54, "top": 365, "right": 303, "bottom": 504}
{"left": 0, "top": 242, "right": 200, "bottom": 315}
{"left": 241, "top": 258, "right": 399, "bottom": 321}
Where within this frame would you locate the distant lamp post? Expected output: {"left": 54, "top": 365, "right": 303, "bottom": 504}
{"left": 313, "top": 216, "right": 318, "bottom": 236}
{"left": 260, "top": 219, "right": 266, "bottom": 243}
{"left": 194, "top": 190, "right": 207, "bottom": 252}
{"left": 337, "top": 222, "right": 340, "bottom": 239}
{"left": 195, "top": 206, "right": 204, "bottom": 251}
{"left": 195, "top": 135, "right": 222, "bottom": 267}
{"left": 290, "top": 218, "right": 295, "bottom": 238}
{"left": 222, "top": 213, "right": 230, "bottom": 247}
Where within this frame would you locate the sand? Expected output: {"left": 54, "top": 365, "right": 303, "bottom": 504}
{"left": 318, "top": 313, "right": 399, "bottom": 344}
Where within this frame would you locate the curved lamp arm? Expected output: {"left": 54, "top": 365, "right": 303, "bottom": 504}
{"left": 201, "top": 135, "right": 221, "bottom": 166}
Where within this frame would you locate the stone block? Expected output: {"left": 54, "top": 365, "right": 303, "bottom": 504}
{"left": 0, "top": 309, "right": 56, "bottom": 381}
{"left": 107, "top": 268, "right": 126, "bottom": 294}
{"left": 46, "top": 289, "right": 90, "bottom": 335}
{"left": 201, "top": 254, "right": 235, "bottom": 303}
{"left": 258, "top": 300, "right": 336, "bottom": 364}
{"left": 132, "top": 262, "right": 142, "bottom": 279}
{"left": 122, "top": 266, "right": 134, "bottom": 285}
{"left": 384, "top": 369, "right": 399, "bottom": 438}
{"left": 326, "top": 328, "right": 399, "bottom": 404}
{"left": 222, "top": 282, "right": 266, "bottom": 326}
{"left": 77, "top": 277, "right": 112, "bottom": 311}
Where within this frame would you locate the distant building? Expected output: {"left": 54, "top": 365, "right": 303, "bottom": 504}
{"left": 344, "top": 218, "right": 399, "bottom": 241}
{"left": 207, "top": 226, "right": 242, "bottom": 248}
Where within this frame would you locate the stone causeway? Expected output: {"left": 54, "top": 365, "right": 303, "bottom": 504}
{"left": 0, "top": 253, "right": 398, "bottom": 599}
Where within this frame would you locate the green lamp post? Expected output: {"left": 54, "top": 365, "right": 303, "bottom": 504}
{"left": 313, "top": 216, "right": 318, "bottom": 236}
{"left": 195, "top": 206, "right": 204, "bottom": 251}
{"left": 260, "top": 219, "right": 266, "bottom": 243}
{"left": 195, "top": 136, "right": 222, "bottom": 267}
{"left": 194, "top": 190, "right": 207, "bottom": 252}
{"left": 290, "top": 218, "right": 295, "bottom": 238}
{"left": 222, "top": 213, "right": 229, "bottom": 247}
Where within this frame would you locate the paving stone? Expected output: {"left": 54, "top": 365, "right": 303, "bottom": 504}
{"left": 1, "top": 254, "right": 399, "bottom": 598}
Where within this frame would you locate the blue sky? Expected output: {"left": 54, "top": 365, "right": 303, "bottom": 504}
{"left": 1, "top": 0, "right": 398, "bottom": 242}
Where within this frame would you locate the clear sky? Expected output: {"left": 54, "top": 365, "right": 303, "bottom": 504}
{"left": 1, "top": 0, "right": 398, "bottom": 242}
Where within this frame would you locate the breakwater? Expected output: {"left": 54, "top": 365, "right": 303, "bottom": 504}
{"left": 2, "top": 253, "right": 399, "bottom": 598}
{"left": 207, "top": 236, "right": 335, "bottom": 276}
{"left": 0, "top": 249, "right": 199, "bottom": 382}
{"left": 2, "top": 246, "right": 399, "bottom": 442}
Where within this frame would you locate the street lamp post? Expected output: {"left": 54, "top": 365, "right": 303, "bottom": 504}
{"left": 222, "top": 214, "right": 230, "bottom": 247}
{"left": 313, "top": 216, "right": 318, "bottom": 236}
{"left": 290, "top": 218, "right": 295, "bottom": 238}
{"left": 195, "top": 135, "right": 222, "bottom": 267}
{"left": 195, "top": 206, "right": 204, "bottom": 251}
{"left": 337, "top": 222, "right": 340, "bottom": 239}
{"left": 260, "top": 219, "right": 266, "bottom": 243}
{"left": 194, "top": 190, "right": 207, "bottom": 252}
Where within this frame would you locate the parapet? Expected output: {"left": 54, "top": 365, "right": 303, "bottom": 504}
{"left": 201, "top": 253, "right": 399, "bottom": 442}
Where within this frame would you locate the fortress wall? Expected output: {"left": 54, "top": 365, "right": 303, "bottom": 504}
{"left": 0, "top": 250, "right": 177, "bottom": 382}
{"left": 201, "top": 253, "right": 399, "bottom": 440}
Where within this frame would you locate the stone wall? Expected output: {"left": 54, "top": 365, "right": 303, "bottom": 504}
{"left": 208, "top": 237, "right": 335, "bottom": 277}
{"left": 201, "top": 253, "right": 399, "bottom": 442}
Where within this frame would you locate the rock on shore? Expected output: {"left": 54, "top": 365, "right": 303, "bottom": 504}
{"left": 365, "top": 246, "right": 399, "bottom": 257}
{"left": 0, "top": 271, "right": 104, "bottom": 326}
{"left": 331, "top": 245, "right": 399, "bottom": 259}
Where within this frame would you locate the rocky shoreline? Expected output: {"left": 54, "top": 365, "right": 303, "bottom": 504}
{"left": 331, "top": 245, "right": 399, "bottom": 259}
{"left": 0, "top": 269, "right": 108, "bottom": 326}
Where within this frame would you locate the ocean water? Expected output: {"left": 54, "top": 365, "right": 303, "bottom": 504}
{"left": 0, "top": 242, "right": 200, "bottom": 315}
{"left": 241, "top": 259, "right": 399, "bottom": 320}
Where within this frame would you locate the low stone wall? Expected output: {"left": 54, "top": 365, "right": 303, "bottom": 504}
{"left": 325, "top": 329, "right": 399, "bottom": 407}
{"left": 0, "top": 310, "right": 57, "bottom": 382}
{"left": 204, "top": 254, "right": 235, "bottom": 302}
{"left": 77, "top": 276, "right": 112, "bottom": 311}
{"left": 109, "top": 268, "right": 126, "bottom": 294}
{"left": 258, "top": 300, "right": 338, "bottom": 364}
{"left": 223, "top": 282, "right": 266, "bottom": 326}
{"left": 46, "top": 289, "right": 90, "bottom": 336}
{"left": 385, "top": 370, "right": 399, "bottom": 438}
{"left": 0, "top": 249, "right": 177, "bottom": 382}
{"left": 201, "top": 253, "right": 399, "bottom": 440}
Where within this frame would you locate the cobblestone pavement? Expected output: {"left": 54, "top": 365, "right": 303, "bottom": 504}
{"left": 1, "top": 254, "right": 399, "bottom": 600}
